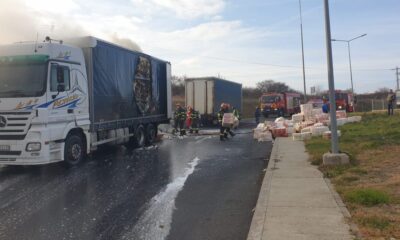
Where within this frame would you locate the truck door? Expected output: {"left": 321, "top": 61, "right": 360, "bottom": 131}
{"left": 47, "top": 63, "right": 75, "bottom": 124}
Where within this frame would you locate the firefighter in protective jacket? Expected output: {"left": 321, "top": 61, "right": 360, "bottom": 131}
{"left": 189, "top": 108, "right": 200, "bottom": 134}
{"left": 186, "top": 106, "right": 193, "bottom": 129}
{"left": 173, "top": 104, "right": 186, "bottom": 136}
{"left": 218, "top": 103, "right": 235, "bottom": 141}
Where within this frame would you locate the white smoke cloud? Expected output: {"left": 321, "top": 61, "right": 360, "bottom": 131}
{"left": 0, "top": 0, "right": 39, "bottom": 44}
{"left": 131, "top": 0, "right": 226, "bottom": 19}
{"left": 110, "top": 34, "right": 142, "bottom": 52}
{"left": 0, "top": 0, "right": 142, "bottom": 52}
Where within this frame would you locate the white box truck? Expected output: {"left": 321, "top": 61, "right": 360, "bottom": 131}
{"left": 185, "top": 77, "right": 242, "bottom": 125}
{"left": 0, "top": 36, "right": 172, "bottom": 166}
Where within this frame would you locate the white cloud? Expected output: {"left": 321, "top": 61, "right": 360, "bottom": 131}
{"left": 131, "top": 0, "right": 225, "bottom": 19}
{"left": 25, "top": 0, "right": 80, "bottom": 14}
{"left": 2, "top": 0, "right": 396, "bottom": 93}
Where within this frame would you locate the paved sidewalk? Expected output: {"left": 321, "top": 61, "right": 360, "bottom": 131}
{"left": 247, "top": 138, "right": 354, "bottom": 240}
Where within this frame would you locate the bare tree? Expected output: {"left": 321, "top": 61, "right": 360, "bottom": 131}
{"left": 375, "top": 87, "right": 390, "bottom": 94}
{"left": 171, "top": 75, "right": 186, "bottom": 97}
{"left": 256, "top": 80, "right": 296, "bottom": 93}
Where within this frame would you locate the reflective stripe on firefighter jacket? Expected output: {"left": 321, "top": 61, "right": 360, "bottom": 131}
{"left": 174, "top": 108, "right": 186, "bottom": 121}
{"left": 191, "top": 110, "right": 200, "bottom": 120}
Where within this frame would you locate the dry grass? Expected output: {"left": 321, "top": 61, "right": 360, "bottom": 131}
{"left": 305, "top": 113, "right": 400, "bottom": 239}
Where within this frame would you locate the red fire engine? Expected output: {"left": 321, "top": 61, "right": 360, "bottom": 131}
{"left": 323, "top": 90, "right": 354, "bottom": 112}
{"left": 259, "top": 92, "right": 301, "bottom": 117}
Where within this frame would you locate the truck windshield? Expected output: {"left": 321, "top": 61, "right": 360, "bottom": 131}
{"left": 0, "top": 63, "right": 47, "bottom": 98}
{"left": 261, "top": 95, "right": 279, "bottom": 103}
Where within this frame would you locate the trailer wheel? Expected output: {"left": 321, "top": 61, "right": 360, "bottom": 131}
{"left": 64, "top": 134, "right": 85, "bottom": 166}
{"left": 135, "top": 125, "right": 146, "bottom": 148}
{"left": 146, "top": 124, "right": 157, "bottom": 145}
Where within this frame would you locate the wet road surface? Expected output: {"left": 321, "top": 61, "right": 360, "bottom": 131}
{"left": 0, "top": 124, "right": 272, "bottom": 240}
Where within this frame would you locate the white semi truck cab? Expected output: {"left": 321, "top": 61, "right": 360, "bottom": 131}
{"left": 0, "top": 37, "right": 172, "bottom": 165}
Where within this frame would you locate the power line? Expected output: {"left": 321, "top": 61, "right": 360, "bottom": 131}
{"left": 155, "top": 46, "right": 393, "bottom": 72}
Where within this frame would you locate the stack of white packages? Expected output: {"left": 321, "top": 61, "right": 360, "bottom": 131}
{"left": 293, "top": 132, "right": 313, "bottom": 141}
{"left": 253, "top": 123, "right": 273, "bottom": 142}
{"left": 301, "top": 132, "right": 312, "bottom": 140}
{"left": 337, "top": 118, "right": 348, "bottom": 126}
{"left": 300, "top": 104, "right": 314, "bottom": 121}
{"left": 275, "top": 117, "right": 285, "bottom": 123}
{"left": 287, "top": 126, "right": 294, "bottom": 135}
{"left": 347, "top": 116, "right": 362, "bottom": 123}
{"left": 322, "top": 130, "right": 342, "bottom": 139}
{"left": 292, "top": 113, "right": 304, "bottom": 123}
{"left": 310, "top": 109, "right": 323, "bottom": 122}
{"left": 336, "top": 110, "right": 347, "bottom": 119}
{"left": 301, "top": 126, "right": 312, "bottom": 133}
{"left": 312, "top": 108, "right": 323, "bottom": 116}
{"left": 253, "top": 124, "right": 264, "bottom": 139}
{"left": 311, "top": 126, "right": 330, "bottom": 136}
{"left": 292, "top": 133, "right": 302, "bottom": 141}
{"left": 258, "top": 131, "right": 273, "bottom": 142}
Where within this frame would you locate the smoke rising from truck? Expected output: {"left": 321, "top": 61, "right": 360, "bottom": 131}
{"left": 0, "top": 0, "right": 141, "bottom": 52}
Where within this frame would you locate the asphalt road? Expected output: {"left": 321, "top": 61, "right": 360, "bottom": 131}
{"left": 0, "top": 124, "right": 272, "bottom": 240}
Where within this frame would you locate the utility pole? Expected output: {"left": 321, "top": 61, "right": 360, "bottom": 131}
{"left": 323, "top": 0, "right": 339, "bottom": 154}
{"left": 391, "top": 67, "right": 400, "bottom": 90}
{"left": 299, "top": 0, "right": 307, "bottom": 103}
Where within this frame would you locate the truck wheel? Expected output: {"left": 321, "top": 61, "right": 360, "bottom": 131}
{"left": 146, "top": 124, "right": 157, "bottom": 145}
{"left": 135, "top": 125, "right": 146, "bottom": 148}
{"left": 64, "top": 134, "right": 85, "bottom": 166}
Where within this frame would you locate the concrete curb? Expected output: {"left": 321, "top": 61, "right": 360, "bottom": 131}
{"left": 246, "top": 138, "right": 280, "bottom": 240}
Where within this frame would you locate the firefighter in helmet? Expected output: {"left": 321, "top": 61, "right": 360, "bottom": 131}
{"left": 217, "top": 103, "right": 235, "bottom": 141}
{"left": 186, "top": 106, "right": 193, "bottom": 130}
{"left": 189, "top": 108, "right": 200, "bottom": 134}
{"left": 173, "top": 103, "right": 186, "bottom": 136}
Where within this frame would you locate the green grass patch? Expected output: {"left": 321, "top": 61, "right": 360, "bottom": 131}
{"left": 357, "top": 216, "right": 391, "bottom": 230}
{"left": 322, "top": 165, "right": 351, "bottom": 178}
{"left": 341, "top": 175, "right": 360, "bottom": 182}
{"left": 305, "top": 112, "right": 400, "bottom": 166}
{"left": 345, "top": 188, "right": 391, "bottom": 206}
{"left": 347, "top": 167, "right": 368, "bottom": 175}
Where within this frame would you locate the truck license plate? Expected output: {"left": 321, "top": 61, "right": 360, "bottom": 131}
{"left": 0, "top": 145, "right": 10, "bottom": 151}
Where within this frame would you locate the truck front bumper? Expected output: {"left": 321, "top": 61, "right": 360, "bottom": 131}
{"left": 0, "top": 133, "right": 63, "bottom": 165}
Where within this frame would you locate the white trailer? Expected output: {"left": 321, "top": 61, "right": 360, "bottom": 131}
{"left": 185, "top": 77, "right": 242, "bottom": 125}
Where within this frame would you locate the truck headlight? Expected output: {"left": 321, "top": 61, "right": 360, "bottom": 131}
{"left": 26, "top": 142, "right": 41, "bottom": 152}
{"left": 338, "top": 106, "right": 343, "bottom": 109}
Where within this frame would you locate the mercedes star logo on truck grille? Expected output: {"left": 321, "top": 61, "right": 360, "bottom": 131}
{"left": 0, "top": 116, "right": 7, "bottom": 128}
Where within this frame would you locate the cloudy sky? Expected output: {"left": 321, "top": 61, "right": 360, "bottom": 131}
{"left": 1, "top": 0, "right": 399, "bottom": 93}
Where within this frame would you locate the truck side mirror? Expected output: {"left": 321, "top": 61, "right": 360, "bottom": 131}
{"left": 52, "top": 84, "right": 65, "bottom": 99}
{"left": 57, "top": 84, "right": 65, "bottom": 92}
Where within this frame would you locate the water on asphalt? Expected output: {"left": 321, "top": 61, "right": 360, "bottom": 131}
{"left": 0, "top": 125, "right": 271, "bottom": 240}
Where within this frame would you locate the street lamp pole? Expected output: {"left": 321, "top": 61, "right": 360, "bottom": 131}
{"left": 323, "top": 0, "right": 339, "bottom": 154}
{"left": 347, "top": 41, "right": 354, "bottom": 94}
{"left": 299, "top": 0, "right": 307, "bottom": 103}
{"left": 332, "top": 34, "right": 367, "bottom": 95}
